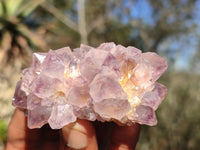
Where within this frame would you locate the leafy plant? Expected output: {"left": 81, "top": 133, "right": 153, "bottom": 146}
{"left": 0, "top": 0, "right": 46, "bottom": 71}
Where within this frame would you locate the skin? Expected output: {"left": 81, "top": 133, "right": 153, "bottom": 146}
{"left": 6, "top": 109, "right": 140, "bottom": 150}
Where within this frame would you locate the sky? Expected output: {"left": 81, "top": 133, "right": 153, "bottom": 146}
{"left": 124, "top": 0, "right": 200, "bottom": 71}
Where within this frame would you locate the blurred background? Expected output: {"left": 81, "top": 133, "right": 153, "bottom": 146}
{"left": 0, "top": 0, "right": 200, "bottom": 149}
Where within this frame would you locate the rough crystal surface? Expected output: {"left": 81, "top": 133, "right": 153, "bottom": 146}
{"left": 13, "top": 43, "right": 167, "bottom": 129}
{"left": 48, "top": 104, "right": 76, "bottom": 129}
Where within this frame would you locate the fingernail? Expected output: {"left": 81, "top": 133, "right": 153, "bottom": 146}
{"left": 67, "top": 123, "right": 88, "bottom": 149}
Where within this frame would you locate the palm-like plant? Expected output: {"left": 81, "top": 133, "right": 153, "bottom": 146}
{"left": 0, "top": 0, "right": 47, "bottom": 132}
{"left": 0, "top": 0, "right": 46, "bottom": 72}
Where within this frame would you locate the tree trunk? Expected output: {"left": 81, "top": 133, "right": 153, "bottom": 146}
{"left": 78, "top": 0, "right": 88, "bottom": 44}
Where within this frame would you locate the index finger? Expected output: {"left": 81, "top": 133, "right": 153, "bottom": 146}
{"left": 108, "top": 123, "right": 140, "bottom": 150}
{"left": 6, "top": 109, "right": 40, "bottom": 150}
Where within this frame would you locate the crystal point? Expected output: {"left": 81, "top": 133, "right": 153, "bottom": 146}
{"left": 90, "top": 72, "right": 128, "bottom": 103}
{"left": 48, "top": 104, "right": 76, "bottom": 129}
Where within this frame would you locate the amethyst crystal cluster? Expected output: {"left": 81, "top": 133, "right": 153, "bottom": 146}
{"left": 13, "top": 43, "right": 167, "bottom": 129}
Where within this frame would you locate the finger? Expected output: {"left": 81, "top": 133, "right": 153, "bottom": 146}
{"left": 39, "top": 124, "right": 60, "bottom": 150}
{"left": 6, "top": 109, "right": 40, "bottom": 150}
{"left": 92, "top": 121, "right": 115, "bottom": 150}
{"left": 108, "top": 123, "right": 140, "bottom": 150}
{"left": 60, "top": 119, "right": 98, "bottom": 150}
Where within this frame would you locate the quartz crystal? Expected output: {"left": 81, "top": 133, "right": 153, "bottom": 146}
{"left": 13, "top": 43, "right": 167, "bottom": 129}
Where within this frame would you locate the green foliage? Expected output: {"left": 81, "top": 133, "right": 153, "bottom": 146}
{"left": 0, "top": 0, "right": 45, "bottom": 18}
{"left": 0, "top": 0, "right": 46, "bottom": 71}
{"left": 0, "top": 120, "right": 7, "bottom": 142}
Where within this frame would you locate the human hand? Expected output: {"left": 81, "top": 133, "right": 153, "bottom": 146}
{"left": 6, "top": 109, "right": 140, "bottom": 150}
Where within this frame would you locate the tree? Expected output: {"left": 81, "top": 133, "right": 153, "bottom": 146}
{"left": 137, "top": 72, "right": 200, "bottom": 150}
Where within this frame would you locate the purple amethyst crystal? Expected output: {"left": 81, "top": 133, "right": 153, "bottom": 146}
{"left": 13, "top": 43, "right": 167, "bottom": 129}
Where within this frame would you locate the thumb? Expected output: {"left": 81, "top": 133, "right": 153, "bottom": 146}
{"left": 60, "top": 119, "right": 98, "bottom": 150}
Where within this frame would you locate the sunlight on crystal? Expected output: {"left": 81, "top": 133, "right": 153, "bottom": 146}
{"left": 119, "top": 72, "right": 141, "bottom": 116}
{"left": 64, "top": 65, "right": 80, "bottom": 78}
{"left": 128, "top": 73, "right": 131, "bottom": 78}
{"left": 34, "top": 53, "right": 46, "bottom": 63}
{"left": 119, "top": 72, "right": 131, "bottom": 86}
{"left": 131, "top": 64, "right": 152, "bottom": 86}
{"left": 129, "top": 96, "right": 140, "bottom": 107}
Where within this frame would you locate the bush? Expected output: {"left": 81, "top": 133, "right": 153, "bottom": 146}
{"left": 0, "top": 120, "right": 7, "bottom": 143}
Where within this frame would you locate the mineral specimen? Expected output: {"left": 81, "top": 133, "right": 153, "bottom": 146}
{"left": 13, "top": 43, "right": 167, "bottom": 129}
